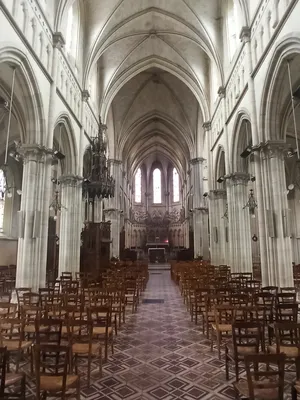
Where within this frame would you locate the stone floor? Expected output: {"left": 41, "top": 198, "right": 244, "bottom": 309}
{"left": 22, "top": 270, "right": 295, "bottom": 399}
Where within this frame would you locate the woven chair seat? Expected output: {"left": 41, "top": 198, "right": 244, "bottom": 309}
{"left": 234, "top": 380, "right": 280, "bottom": 400}
{"left": 211, "top": 323, "right": 232, "bottom": 332}
{"left": 40, "top": 374, "right": 79, "bottom": 391}
{"left": 72, "top": 342, "right": 100, "bottom": 355}
{"left": 226, "top": 342, "right": 259, "bottom": 356}
{"left": 3, "top": 339, "right": 32, "bottom": 351}
{"left": 92, "top": 326, "right": 113, "bottom": 335}
{"left": 268, "top": 344, "right": 299, "bottom": 358}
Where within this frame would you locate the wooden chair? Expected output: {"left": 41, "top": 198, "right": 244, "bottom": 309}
{"left": 268, "top": 322, "right": 300, "bottom": 367}
{"left": 0, "top": 302, "right": 17, "bottom": 318}
{"left": 35, "top": 318, "right": 62, "bottom": 346}
{"left": 88, "top": 306, "right": 114, "bottom": 361}
{"left": 233, "top": 353, "right": 286, "bottom": 400}
{"left": 225, "top": 322, "right": 262, "bottom": 381}
{"left": 0, "top": 346, "right": 26, "bottom": 400}
{"left": 15, "top": 288, "right": 31, "bottom": 309}
{"left": 0, "top": 317, "right": 32, "bottom": 372}
{"left": 67, "top": 318, "right": 101, "bottom": 387}
{"left": 34, "top": 344, "right": 80, "bottom": 400}
{"left": 211, "top": 304, "right": 236, "bottom": 359}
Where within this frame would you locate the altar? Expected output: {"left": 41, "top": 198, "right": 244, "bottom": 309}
{"left": 148, "top": 247, "right": 166, "bottom": 263}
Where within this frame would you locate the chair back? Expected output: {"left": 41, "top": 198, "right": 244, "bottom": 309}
{"left": 232, "top": 322, "right": 262, "bottom": 355}
{"left": 35, "top": 318, "right": 62, "bottom": 346}
{"left": 34, "top": 344, "right": 70, "bottom": 396}
{"left": 244, "top": 353, "right": 286, "bottom": 400}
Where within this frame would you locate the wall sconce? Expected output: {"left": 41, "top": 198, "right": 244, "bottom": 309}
{"left": 240, "top": 145, "right": 252, "bottom": 158}
{"left": 217, "top": 176, "right": 225, "bottom": 183}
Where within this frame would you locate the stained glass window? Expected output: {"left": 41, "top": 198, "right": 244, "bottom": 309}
{"left": 135, "top": 168, "right": 142, "bottom": 203}
{"left": 173, "top": 168, "right": 179, "bottom": 202}
{"left": 0, "top": 170, "right": 6, "bottom": 232}
{"left": 153, "top": 168, "right": 161, "bottom": 204}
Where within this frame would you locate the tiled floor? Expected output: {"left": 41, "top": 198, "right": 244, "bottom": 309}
{"left": 83, "top": 271, "right": 237, "bottom": 400}
{"left": 23, "top": 270, "right": 295, "bottom": 399}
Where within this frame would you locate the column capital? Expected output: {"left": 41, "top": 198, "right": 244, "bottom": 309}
{"left": 53, "top": 32, "right": 65, "bottom": 49}
{"left": 19, "top": 144, "right": 53, "bottom": 164}
{"left": 239, "top": 26, "right": 251, "bottom": 43}
{"left": 82, "top": 90, "right": 90, "bottom": 102}
{"left": 210, "top": 189, "right": 227, "bottom": 200}
{"left": 193, "top": 207, "right": 209, "bottom": 214}
{"left": 253, "top": 140, "right": 288, "bottom": 160}
{"left": 203, "top": 121, "right": 212, "bottom": 131}
{"left": 190, "top": 157, "right": 205, "bottom": 165}
{"left": 59, "top": 174, "right": 83, "bottom": 187}
{"left": 108, "top": 159, "right": 122, "bottom": 166}
{"left": 218, "top": 86, "right": 226, "bottom": 98}
{"left": 227, "top": 172, "right": 250, "bottom": 185}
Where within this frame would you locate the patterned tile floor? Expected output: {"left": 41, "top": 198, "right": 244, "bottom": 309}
{"left": 22, "top": 270, "right": 295, "bottom": 399}
{"left": 83, "top": 271, "right": 237, "bottom": 400}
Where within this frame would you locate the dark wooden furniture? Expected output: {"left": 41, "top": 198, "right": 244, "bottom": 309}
{"left": 80, "top": 222, "right": 111, "bottom": 278}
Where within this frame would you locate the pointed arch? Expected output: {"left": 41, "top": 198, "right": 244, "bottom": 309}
{"left": 0, "top": 46, "right": 46, "bottom": 144}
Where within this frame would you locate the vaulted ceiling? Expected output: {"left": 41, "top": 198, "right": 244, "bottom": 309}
{"left": 56, "top": 0, "right": 237, "bottom": 177}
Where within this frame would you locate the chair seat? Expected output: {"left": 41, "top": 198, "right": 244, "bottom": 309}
{"left": 3, "top": 339, "right": 32, "bottom": 351}
{"left": 25, "top": 324, "right": 48, "bottom": 333}
{"left": 40, "top": 374, "right": 79, "bottom": 391}
{"left": 211, "top": 323, "right": 232, "bottom": 332}
{"left": 234, "top": 380, "right": 280, "bottom": 400}
{"left": 92, "top": 326, "right": 113, "bottom": 335}
{"left": 5, "top": 373, "right": 25, "bottom": 387}
{"left": 62, "top": 325, "right": 80, "bottom": 334}
{"left": 72, "top": 342, "right": 100, "bottom": 355}
{"left": 227, "top": 342, "right": 259, "bottom": 356}
{"left": 268, "top": 344, "right": 299, "bottom": 358}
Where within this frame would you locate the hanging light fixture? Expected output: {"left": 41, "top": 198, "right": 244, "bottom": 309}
{"left": 49, "top": 124, "right": 66, "bottom": 219}
{"left": 82, "top": 116, "right": 115, "bottom": 201}
{"left": 49, "top": 189, "right": 66, "bottom": 221}
{"left": 243, "top": 189, "right": 258, "bottom": 217}
{"left": 0, "top": 67, "right": 21, "bottom": 198}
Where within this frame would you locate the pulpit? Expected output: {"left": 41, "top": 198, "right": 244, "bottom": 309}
{"left": 80, "top": 222, "right": 111, "bottom": 277}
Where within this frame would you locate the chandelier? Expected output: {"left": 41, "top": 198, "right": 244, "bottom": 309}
{"left": 49, "top": 188, "right": 66, "bottom": 221}
{"left": 243, "top": 189, "right": 257, "bottom": 216}
{"left": 83, "top": 117, "right": 115, "bottom": 201}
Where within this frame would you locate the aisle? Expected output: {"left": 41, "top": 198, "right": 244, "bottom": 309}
{"left": 87, "top": 271, "right": 236, "bottom": 400}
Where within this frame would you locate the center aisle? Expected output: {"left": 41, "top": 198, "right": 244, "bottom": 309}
{"left": 86, "top": 270, "right": 236, "bottom": 400}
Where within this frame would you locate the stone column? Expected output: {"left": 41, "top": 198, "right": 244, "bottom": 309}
{"left": 190, "top": 157, "right": 209, "bottom": 259}
{"left": 35, "top": 32, "right": 65, "bottom": 287}
{"left": 16, "top": 145, "right": 53, "bottom": 290}
{"left": 259, "top": 141, "right": 293, "bottom": 286}
{"left": 227, "top": 172, "right": 253, "bottom": 273}
{"left": 58, "top": 175, "right": 82, "bottom": 277}
{"left": 106, "top": 159, "right": 122, "bottom": 258}
{"left": 240, "top": 26, "right": 269, "bottom": 284}
{"left": 209, "top": 190, "right": 228, "bottom": 265}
